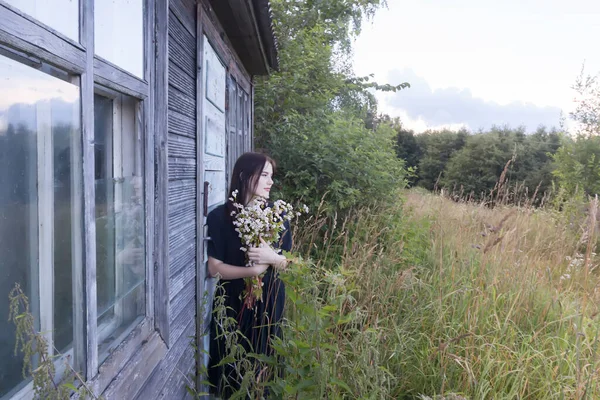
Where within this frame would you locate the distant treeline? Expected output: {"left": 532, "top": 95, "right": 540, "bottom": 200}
{"left": 386, "top": 118, "right": 563, "bottom": 203}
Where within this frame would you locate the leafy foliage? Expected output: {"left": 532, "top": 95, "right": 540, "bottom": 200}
{"left": 552, "top": 68, "right": 600, "bottom": 198}
{"left": 443, "top": 126, "right": 561, "bottom": 202}
{"left": 8, "top": 284, "right": 101, "bottom": 400}
{"left": 254, "top": 0, "right": 409, "bottom": 213}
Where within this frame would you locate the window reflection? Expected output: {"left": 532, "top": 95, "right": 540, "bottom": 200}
{"left": 94, "top": 0, "right": 144, "bottom": 78}
{"left": 0, "top": 54, "right": 80, "bottom": 398}
{"left": 3, "top": 0, "right": 79, "bottom": 42}
{"left": 94, "top": 92, "right": 145, "bottom": 363}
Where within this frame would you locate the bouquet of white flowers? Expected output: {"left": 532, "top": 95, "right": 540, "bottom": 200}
{"left": 229, "top": 190, "right": 308, "bottom": 310}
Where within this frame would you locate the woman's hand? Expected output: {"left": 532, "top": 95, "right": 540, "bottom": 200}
{"left": 247, "top": 239, "right": 287, "bottom": 270}
{"left": 252, "top": 263, "right": 270, "bottom": 276}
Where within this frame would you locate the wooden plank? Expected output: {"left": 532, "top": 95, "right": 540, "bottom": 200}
{"left": 169, "top": 238, "right": 196, "bottom": 279}
{"left": 196, "top": 10, "right": 208, "bottom": 393}
{"left": 169, "top": 280, "right": 195, "bottom": 325}
{"left": 169, "top": 0, "right": 195, "bottom": 37}
{"left": 168, "top": 30, "right": 196, "bottom": 75}
{"left": 154, "top": 0, "right": 171, "bottom": 347}
{"left": 79, "top": 319, "right": 154, "bottom": 396}
{"left": 168, "top": 60, "right": 196, "bottom": 95}
{"left": 205, "top": 170, "right": 226, "bottom": 208}
{"left": 81, "top": 0, "right": 99, "bottom": 381}
{"left": 204, "top": 45, "right": 226, "bottom": 111}
{"left": 0, "top": 4, "right": 85, "bottom": 73}
{"left": 168, "top": 111, "right": 196, "bottom": 138}
{"left": 204, "top": 108, "right": 226, "bottom": 157}
{"left": 169, "top": 262, "right": 196, "bottom": 302}
{"left": 168, "top": 134, "right": 196, "bottom": 159}
{"left": 168, "top": 157, "right": 196, "bottom": 181}
{"left": 167, "top": 179, "right": 196, "bottom": 206}
{"left": 156, "top": 340, "right": 196, "bottom": 399}
{"left": 168, "top": 12, "right": 195, "bottom": 58}
{"left": 168, "top": 200, "right": 196, "bottom": 231}
{"left": 168, "top": 86, "right": 196, "bottom": 117}
{"left": 94, "top": 57, "right": 148, "bottom": 99}
{"left": 100, "top": 331, "right": 167, "bottom": 400}
{"left": 203, "top": 153, "right": 225, "bottom": 172}
{"left": 199, "top": 3, "right": 252, "bottom": 94}
{"left": 144, "top": 0, "right": 156, "bottom": 323}
{"left": 133, "top": 320, "right": 194, "bottom": 400}
{"left": 168, "top": 222, "right": 196, "bottom": 256}
{"left": 170, "top": 301, "right": 195, "bottom": 348}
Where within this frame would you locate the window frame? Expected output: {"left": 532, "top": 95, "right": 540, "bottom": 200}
{"left": 0, "top": 0, "right": 157, "bottom": 397}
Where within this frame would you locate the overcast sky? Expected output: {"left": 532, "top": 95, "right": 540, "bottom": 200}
{"left": 353, "top": 0, "right": 600, "bottom": 133}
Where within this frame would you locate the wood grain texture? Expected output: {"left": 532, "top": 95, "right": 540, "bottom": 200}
{"left": 156, "top": 340, "right": 196, "bottom": 399}
{"left": 154, "top": 0, "right": 171, "bottom": 347}
{"left": 168, "top": 12, "right": 195, "bottom": 58}
{"left": 80, "top": 319, "right": 154, "bottom": 397}
{"left": 168, "top": 133, "right": 196, "bottom": 159}
{"left": 169, "top": 0, "right": 195, "bottom": 37}
{"left": 169, "top": 279, "right": 195, "bottom": 325}
{"left": 168, "top": 86, "right": 196, "bottom": 116}
{"left": 0, "top": 4, "right": 85, "bottom": 73}
{"left": 169, "top": 261, "right": 196, "bottom": 302}
{"left": 81, "top": 0, "right": 98, "bottom": 381}
{"left": 143, "top": 0, "right": 156, "bottom": 331}
{"left": 168, "top": 199, "right": 196, "bottom": 232}
{"left": 100, "top": 331, "right": 167, "bottom": 400}
{"left": 199, "top": 0, "right": 252, "bottom": 93}
{"left": 133, "top": 320, "right": 195, "bottom": 400}
{"left": 168, "top": 60, "right": 196, "bottom": 95}
{"left": 169, "top": 236, "right": 196, "bottom": 279}
{"left": 168, "top": 157, "right": 197, "bottom": 181}
{"left": 94, "top": 57, "right": 148, "bottom": 99}
{"left": 167, "top": 179, "right": 196, "bottom": 206}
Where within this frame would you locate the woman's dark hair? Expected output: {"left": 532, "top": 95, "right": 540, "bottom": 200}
{"left": 227, "top": 152, "right": 276, "bottom": 218}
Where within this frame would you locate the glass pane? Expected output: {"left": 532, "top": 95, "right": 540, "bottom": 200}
{"left": 94, "top": 0, "right": 144, "bottom": 78}
{"left": 94, "top": 93, "right": 145, "bottom": 363}
{"left": 0, "top": 54, "right": 80, "bottom": 397}
{"left": 4, "top": 0, "right": 79, "bottom": 42}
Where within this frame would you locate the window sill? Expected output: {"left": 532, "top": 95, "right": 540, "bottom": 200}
{"left": 79, "top": 317, "right": 166, "bottom": 398}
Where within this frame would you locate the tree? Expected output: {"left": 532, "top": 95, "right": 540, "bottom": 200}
{"left": 254, "top": 0, "right": 409, "bottom": 213}
{"left": 553, "top": 68, "right": 600, "bottom": 197}
{"left": 415, "top": 129, "right": 468, "bottom": 190}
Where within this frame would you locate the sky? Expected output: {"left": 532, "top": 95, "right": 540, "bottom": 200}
{"left": 352, "top": 0, "right": 600, "bottom": 133}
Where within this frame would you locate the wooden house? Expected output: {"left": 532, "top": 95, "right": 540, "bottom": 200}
{"left": 0, "top": 0, "right": 277, "bottom": 398}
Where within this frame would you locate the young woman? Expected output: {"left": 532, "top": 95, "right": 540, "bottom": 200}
{"left": 206, "top": 152, "right": 291, "bottom": 396}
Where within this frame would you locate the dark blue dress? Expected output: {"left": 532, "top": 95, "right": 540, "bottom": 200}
{"left": 206, "top": 203, "right": 292, "bottom": 396}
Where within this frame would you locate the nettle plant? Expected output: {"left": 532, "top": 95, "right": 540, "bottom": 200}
{"left": 8, "top": 283, "right": 102, "bottom": 400}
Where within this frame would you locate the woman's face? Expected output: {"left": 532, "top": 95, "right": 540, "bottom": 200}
{"left": 252, "top": 161, "right": 273, "bottom": 199}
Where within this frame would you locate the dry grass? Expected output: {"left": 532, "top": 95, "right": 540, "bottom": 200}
{"left": 279, "top": 189, "right": 600, "bottom": 399}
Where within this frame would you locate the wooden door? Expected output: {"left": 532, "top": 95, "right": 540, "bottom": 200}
{"left": 198, "top": 35, "right": 226, "bottom": 369}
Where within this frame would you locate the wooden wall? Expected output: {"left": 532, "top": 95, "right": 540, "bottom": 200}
{"left": 134, "top": 0, "right": 255, "bottom": 398}
{"left": 135, "top": 0, "right": 197, "bottom": 397}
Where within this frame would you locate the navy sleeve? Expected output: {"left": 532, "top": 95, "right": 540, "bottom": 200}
{"left": 279, "top": 220, "right": 293, "bottom": 252}
{"left": 207, "top": 207, "right": 226, "bottom": 262}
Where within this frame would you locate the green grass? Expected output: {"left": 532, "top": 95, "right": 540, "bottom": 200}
{"left": 272, "top": 190, "right": 600, "bottom": 399}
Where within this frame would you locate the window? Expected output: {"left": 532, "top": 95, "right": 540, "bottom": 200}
{"left": 3, "top": 0, "right": 79, "bottom": 42}
{"left": 94, "top": 91, "right": 145, "bottom": 363}
{"left": 94, "top": 0, "right": 144, "bottom": 78}
{"left": 0, "top": 53, "right": 81, "bottom": 398}
{"left": 226, "top": 77, "right": 251, "bottom": 181}
{"left": 0, "top": 1, "right": 152, "bottom": 397}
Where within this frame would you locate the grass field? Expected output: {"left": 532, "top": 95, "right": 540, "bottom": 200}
{"left": 275, "top": 189, "right": 600, "bottom": 399}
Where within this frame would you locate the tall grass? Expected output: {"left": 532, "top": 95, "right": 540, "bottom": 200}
{"left": 274, "top": 189, "right": 600, "bottom": 399}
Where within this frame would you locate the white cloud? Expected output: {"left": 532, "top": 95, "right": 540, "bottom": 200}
{"left": 352, "top": 0, "right": 600, "bottom": 130}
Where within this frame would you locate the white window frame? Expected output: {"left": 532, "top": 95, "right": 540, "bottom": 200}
{"left": 0, "top": 0, "right": 157, "bottom": 397}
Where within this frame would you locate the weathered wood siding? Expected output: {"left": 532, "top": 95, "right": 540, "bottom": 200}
{"left": 137, "top": 1, "right": 255, "bottom": 398}
{"left": 135, "top": 0, "right": 197, "bottom": 398}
